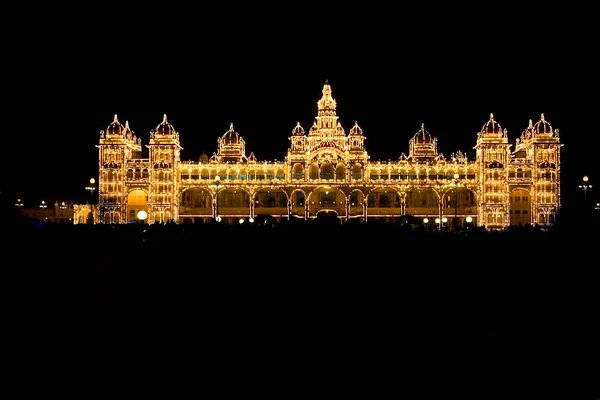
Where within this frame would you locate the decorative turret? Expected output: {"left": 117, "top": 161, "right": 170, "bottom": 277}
{"left": 478, "top": 113, "right": 508, "bottom": 140}
{"left": 99, "top": 114, "right": 142, "bottom": 155}
{"left": 106, "top": 114, "right": 125, "bottom": 137}
{"left": 522, "top": 119, "right": 534, "bottom": 140}
{"left": 348, "top": 121, "right": 365, "bottom": 152}
{"left": 216, "top": 123, "right": 248, "bottom": 163}
{"left": 317, "top": 79, "right": 337, "bottom": 117}
{"left": 155, "top": 114, "right": 175, "bottom": 136}
{"left": 291, "top": 122, "right": 305, "bottom": 136}
{"left": 532, "top": 113, "right": 557, "bottom": 137}
{"left": 148, "top": 114, "right": 182, "bottom": 149}
{"left": 408, "top": 123, "right": 438, "bottom": 162}
{"left": 289, "top": 122, "right": 307, "bottom": 153}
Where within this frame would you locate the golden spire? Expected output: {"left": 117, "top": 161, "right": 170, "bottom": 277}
{"left": 317, "top": 80, "right": 336, "bottom": 113}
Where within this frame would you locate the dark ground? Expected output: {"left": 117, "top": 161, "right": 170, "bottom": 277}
{"left": 3, "top": 213, "right": 598, "bottom": 397}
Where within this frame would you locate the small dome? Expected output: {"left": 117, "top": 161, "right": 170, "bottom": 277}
{"left": 291, "top": 122, "right": 305, "bottom": 136}
{"left": 222, "top": 123, "right": 241, "bottom": 144}
{"left": 107, "top": 114, "right": 125, "bottom": 136}
{"left": 481, "top": 113, "right": 502, "bottom": 134}
{"left": 349, "top": 121, "right": 363, "bottom": 136}
{"left": 155, "top": 114, "right": 175, "bottom": 136}
{"left": 521, "top": 119, "right": 534, "bottom": 140}
{"left": 123, "top": 120, "right": 135, "bottom": 138}
{"left": 412, "top": 123, "right": 433, "bottom": 143}
{"left": 533, "top": 113, "right": 553, "bottom": 135}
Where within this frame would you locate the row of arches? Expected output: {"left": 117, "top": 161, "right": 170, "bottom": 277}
{"left": 112, "top": 187, "right": 546, "bottom": 227}
{"left": 178, "top": 164, "right": 480, "bottom": 182}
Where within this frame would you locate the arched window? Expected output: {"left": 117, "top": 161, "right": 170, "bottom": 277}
{"left": 321, "top": 163, "right": 334, "bottom": 179}
{"left": 352, "top": 165, "right": 362, "bottom": 180}
{"left": 292, "top": 164, "right": 304, "bottom": 180}
{"left": 309, "top": 165, "right": 319, "bottom": 180}
{"left": 336, "top": 164, "right": 346, "bottom": 180}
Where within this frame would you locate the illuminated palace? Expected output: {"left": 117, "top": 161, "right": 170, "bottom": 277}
{"left": 93, "top": 81, "right": 562, "bottom": 230}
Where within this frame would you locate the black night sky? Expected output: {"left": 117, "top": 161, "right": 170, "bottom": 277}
{"left": 3, "top": 5, "right": 597, "bottom": 207}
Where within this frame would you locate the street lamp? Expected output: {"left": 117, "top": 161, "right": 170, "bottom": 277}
{"left": 465, "top": 216, "right": 473, "bottom": 231}
{"left": 137, "top": 210, "right": 148, "bottom": 224}
{"left": 579, "top": 176, "right": 592, "bottom": 196}
{"left": 214, "top": 175, "right": 221, "bottom": 220}
{"left": 453, "top": 173, "right": 460, "bottom": 231}
{"left": 15, "top": 198, "right": 23, "bottom": 208}
{"left": 85, "top": 177, "right": 97, "bottom": 204}
{"left": 40, "top": 200, "right": 47, "bottom": 209}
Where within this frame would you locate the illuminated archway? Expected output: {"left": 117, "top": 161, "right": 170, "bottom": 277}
{"left": 306, "top": 186, "right": 347, "bottom": 218}
{"left": 126, "top": 189, "right": 148, "bottom": 223}
{"left": 509, "top": 188, "right": 532, "bottom": 227}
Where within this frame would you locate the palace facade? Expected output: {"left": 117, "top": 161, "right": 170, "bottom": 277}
{"left": 91, "top": 82, "right": 562, "bottom": 230}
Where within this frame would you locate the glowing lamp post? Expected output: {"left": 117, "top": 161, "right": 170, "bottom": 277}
{"left": 453, "top": 173, "right": 460, "bottom": 231}
{"left": 579, "top": 176, "right": 592, "bottom": 196}
{"left": 85, "top": 177, "right": 97, "bottom": 204}
{"left": 214, "top": 175, "right": 221, "bottom": 221}
{"left": 465, "top": 216, "right": 473, "bottom": 231}
{"left": 137, "top": 210, "right": 148, "bottom": 224}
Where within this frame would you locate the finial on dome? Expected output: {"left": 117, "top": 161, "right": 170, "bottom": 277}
{"left": 163, "top": 114, "right": 167, "bottom": 123}
{"left": 541, "top": 113, "right": 545, "bottom": 121}
{"left": 529, "top": 119, "right": 533, "bottom": 127}
{"left": 229, "top": 122, "right": 234, "bottom": 131}
{"left": 296, "top": 122, "right": 301, "bottom": 127}
{"left": 421, "top": 122, "right": 425, "bottom": 130}
{"left": 113, "top": 114, "right": 118, "bottom": 123}
{"left": 125, "top": 120, "right": 129, "bottom": 129}
{"left": 325, "top": 79, "right": 329, "bottom": 85}
{"left": 490, "top": 113, "right": 494, "bottom": 120}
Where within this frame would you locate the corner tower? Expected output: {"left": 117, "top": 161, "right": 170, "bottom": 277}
{"left": 147, "top": 114, "right": 182, "bottom": 223}
{"left": 474, "top": 113, "right": 512, "bottom": 230}
{"left": 514, "top": 114, "right": 561, "bottom": 225}
{"left": 97, "top": 115, "right": 142, "bottom": 224}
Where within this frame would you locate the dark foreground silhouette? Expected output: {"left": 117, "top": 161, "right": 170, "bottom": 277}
{"left": 5, "top": 218, "right": 598, "bottom": 396}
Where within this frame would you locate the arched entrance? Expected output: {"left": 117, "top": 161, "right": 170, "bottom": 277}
{"left": 307, "top": 187, "right": 347, "bottom": 219}
{"left": 510, "top": 189, "right": 532, "bottom": 227}
{"left": 126, "top": 189, "right": 148, "bottom": 223}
